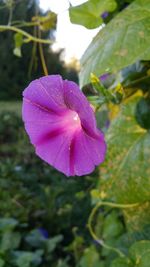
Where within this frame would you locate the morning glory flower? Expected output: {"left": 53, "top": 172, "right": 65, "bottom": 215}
{"left": 22, "top": 75, "right": 106, "bottom": 176}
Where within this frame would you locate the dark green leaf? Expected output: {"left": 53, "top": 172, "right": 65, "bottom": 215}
{"left": 135, "top": 97, "right": 150, "bottom": 129}
{"left": 46, "top": 235, "right": 63, "bottom": 253}
{"left": 0, "top": 218, "right": 18, "bottom": 232}
{"left": 25, "top": 229, "right": 46, "bottom": 248}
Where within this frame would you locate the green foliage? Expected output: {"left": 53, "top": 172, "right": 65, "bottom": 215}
{"left": 135, "top": 97, "right": 150, "bottom": 129}
{"left": 0, "top": 107, "right": 97, "bottom": 266}
{"left": 80, "top": 0, "right": 150, "bottom": 87}
{"left": 13, "top": 33, "right": 24, "bottom": 57}
{"left": 102, "top": 211, "right": 123, "bottom": 240}
{"left": 110, "top": 258, "right": 132, "bottom": 267}
{"left": 0, "top": 0, "right": 78, "bottom": 100}
{"left": 129, "top": 240, "right": 150, "bottom": 267}
{"left": 33, "top": 11, "right": 57, "bottom": 31}
{"left": 1, "top": 0, "right": 150, "bottom": 266}
{"left": 100, "top": 95, "right": 150, "bottom": 204}
{"left": 77, "top": 246, "right": 102, "bottom": 267}
{"left": 0, "top": 111, "right": 22, "bottom": 143}
{"left": 69, "top": 0, "right": 150, "bottom": 265}
{"left": 69, "top": 0, "right": 117, "bottom": 29}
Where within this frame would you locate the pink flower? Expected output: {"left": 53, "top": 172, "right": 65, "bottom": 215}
{"left": 22, "top": 75, "right": 106, "bottom": 176}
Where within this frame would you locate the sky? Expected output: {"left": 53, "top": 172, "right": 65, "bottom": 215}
{"left": 39, "top": 0, "right": 100, "bottom": 62}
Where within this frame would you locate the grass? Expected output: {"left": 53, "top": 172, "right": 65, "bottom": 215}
{"left": 0, "top": 101, "right": 22, "bottom": 115}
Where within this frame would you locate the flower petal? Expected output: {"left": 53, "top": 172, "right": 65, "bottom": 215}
{"left": 69, "top": 130, "right": 95, "bottom": 176}
{"left": 83, "top": 130, "right": 107, "bottom": 165}
{"left": 22, "top": 98, "right": 62, "bottom": 123}
{"left": 63, "top": 80, "right": 98, "bottom": 138}
{"left": 23, "top": 75, "right": 66, "bottom": 114}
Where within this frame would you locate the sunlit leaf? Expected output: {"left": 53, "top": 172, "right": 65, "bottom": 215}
{"left": 100, "top": 94, "right": 150, "bottom": 229}
{"left": 13, "top": 33, "right": 23, "bottom": 57}
{"left": 80, "top": 0, "right": 150, "bottom": 86}
{"left": 32, "top": 12, "right": 57, "bottom": 31}
{"left": 100, "top": 94, "right": 150, "bottom": 203}
{"left": 69, "top": 0, "right": 117, "bottom": 29}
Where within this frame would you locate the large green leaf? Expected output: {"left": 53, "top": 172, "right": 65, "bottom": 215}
{"left": 99, "top": 94, "right": 150, "bottom": 228}
{"left": 100, "top": 95, "right": 150, "bottom": 204}
{"left": 80, "top": 0, "right": 150, "bottom": 87}
{"left": 69, "top": 0, "right": 117, "bottom": 29}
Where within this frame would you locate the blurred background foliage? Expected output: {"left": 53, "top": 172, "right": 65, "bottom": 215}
{"left": 0, "top": 0, "right": 150, "bottom": 266}
{"left": 0, "top": 0, "right": 78, "bottom": 100}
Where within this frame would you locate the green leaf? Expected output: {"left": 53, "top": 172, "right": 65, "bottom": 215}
{"left": 129, "top": 241, "right": 150, "bottom": 267}
{"left": 100, "top": 94, "right": 150, "bottom": 229}
{"left": 100, "top": 94, "right": 150, "bottom": 203}
{"left": 102, "top": 211, "right": 123, "bottom": 239}
{"left": 116, "top": 224, "right": 150, "bottom": 254}
{"left": 135, "top": 98, "right": 150, "bottom": 129}
{"left": 11, "top": 250, "right": 43, "bottom": 267}
{"left": 78, "top": 246, "right": 103, "bottom": 267}
{"left": 33, "top": 11, "right": 57, "bottom": 31}
{"left": 11, "top": 251, "right": 33, "bottom": 267}
{"left": 110, "top": 257, "right": 133, "bottom": 267}
{"left": 56, "top": 259, "right": 69, "bottom": 267}
{"left": 0, "top": 232, "right": 21, "bottom": 252}
{"left": 13, "top": 47, "right": 22, "bottom": 57}
{"left": 0, "top": 259, "right": 4, "bottom": 267}
{"left": 0, "top": 218, "right": 18, "bottom": 232}
{"left": 46, "top": 235, "right": 63, "bottom": 253}
{"left": 69, "top": 0, "right": 117, "bottom": 29}
{"left": 80, "top": 0, "right": 150, "bottom": 86}
{"left": 25, "top": 229, "right": 46, "bottom": 248}
{"left": 13, "top": 33, "right": 23, "bottom": 57}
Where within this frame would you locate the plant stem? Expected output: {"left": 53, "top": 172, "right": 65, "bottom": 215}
{"left": 38, "top": 28, "right": 48, "bottom": 76}
{"left": 87, "top": 201, "right": 140, "bottom": 257}
{"left": 0, "top": 25, "right": 53, "bottom": 44}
